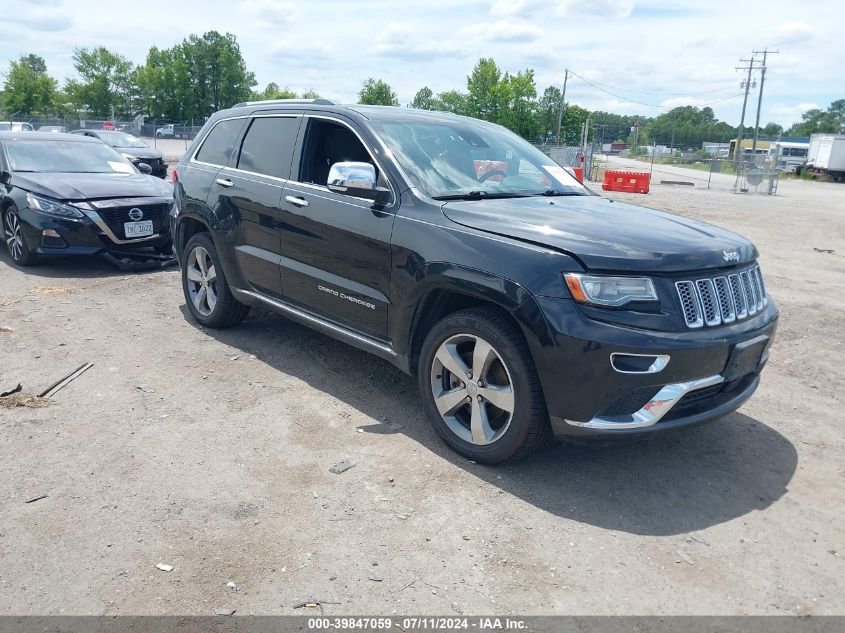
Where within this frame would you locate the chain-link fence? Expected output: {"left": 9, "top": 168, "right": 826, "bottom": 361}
{"left": 0, "top": 113, "right": 203, "bottom": 145}
{"left": 531, "top": 143, "right": 595, "bottom": 180}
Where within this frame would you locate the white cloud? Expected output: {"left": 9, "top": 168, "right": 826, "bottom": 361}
{"left": 7, "top": 1, "right": 71, "bottom": 31}
{"left": 238, "top": 0, "right": 297, "bottom": 27}
{"left": 774, "top": 21, "right": 815, "bottom": 45}
{"left": 556, "top": 0, "right": 635, "bottom": 17}
{"left": 370, "top": 21, "right": 467, "bottom": 59}
{"left": 490, "top": 0, "right": 530, "bottom": 16}
{"left": 459, "top": 20, "right": 542, "bottom": 42}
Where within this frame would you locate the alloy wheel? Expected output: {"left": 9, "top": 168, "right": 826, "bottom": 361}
{"left": 4, "top": 211, "right": 24, "bottom": 261}
{"left": 185, "top": 246, "right": 218, "bottom": 316}
{"left": 429, "top": 333, "right": 515, "bottom": 445}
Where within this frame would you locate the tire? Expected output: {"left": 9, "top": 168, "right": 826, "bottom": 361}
{"left": 3, "top": 205, "right": 38, "bottom": 266}
{"left": 181, "top": 232, "right": 249, "bottom": 328}
{"left": 417, "top": 307, "right": 549, "bottom": 464}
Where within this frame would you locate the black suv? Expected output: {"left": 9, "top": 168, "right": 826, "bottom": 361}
{"left": 171, "top": 99, "right": 778, "bottom": 463}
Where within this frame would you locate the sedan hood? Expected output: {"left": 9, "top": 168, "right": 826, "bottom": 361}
{"left": 13, "top": 171, "right": 173, "bottom": 202}
{"left": 441, "top": 195, "right": 757, "bottom": 272}
{"left": 112, "top": 146, "right": 163, "bottom": 161}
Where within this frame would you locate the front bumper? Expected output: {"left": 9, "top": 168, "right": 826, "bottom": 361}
{"left": 18, "top": 206, "right": 172, "bottom": 258}
{"left": 521, "top": 296, "right": 778, "bottom": 437}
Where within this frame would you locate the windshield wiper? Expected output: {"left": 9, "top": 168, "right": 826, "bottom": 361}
{"left": 538, "top": 188, "right": 586, "bottom": 197}
{"left": 432, "top": 191, "right": 530, "bottom": 201}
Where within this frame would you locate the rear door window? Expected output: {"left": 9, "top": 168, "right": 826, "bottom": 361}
{"left": 195, "top": 118, "right": 246, "bottom": 167}
{"left": 237, "top": 116, "right": 301, "bottom": 180}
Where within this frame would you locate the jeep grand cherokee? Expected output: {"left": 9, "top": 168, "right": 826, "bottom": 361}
{"left": 170, "top": 99, "right": 778, "bottom": 463}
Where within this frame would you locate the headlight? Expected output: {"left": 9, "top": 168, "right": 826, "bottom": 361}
{"left": 564, "top": 273, "right": 657, "bottom": 306}
{"left": 121, "top": 153, "right": 138, "bottom": 161}
{"left": 25, "top": 193, "right": 84, "bottom": 219}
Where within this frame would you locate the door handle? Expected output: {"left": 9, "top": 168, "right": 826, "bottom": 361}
{"left": 215, "top": 178, "right": 234, "bottom": 188}
{"left": 285, "top": 195, "right": 309, "bottom": 208}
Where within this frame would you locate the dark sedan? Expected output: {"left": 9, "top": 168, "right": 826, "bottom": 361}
{"left": 1, "top": 132, "right": 174, "bottom": 267}
{"left": 71, "top": 129, "right": 167, "bottom": 178}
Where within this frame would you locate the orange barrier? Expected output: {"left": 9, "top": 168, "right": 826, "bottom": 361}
{"left": 602, "top": 170, "right": 650, "bottom": 194}
{"left": 573, "top": 166, "right": 584, "bottom": 183}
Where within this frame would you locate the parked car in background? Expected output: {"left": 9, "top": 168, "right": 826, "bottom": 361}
{"left": 171, "top": 100, "right": 778, "bottom": 463}
{"left": 71, "top": 129, "right": 167, "bottom": 178}
{"left": 37, "top": 125, "right": 68, "bottom": 134}
{"left": 156, "top": 124, "right": 175, "bottom": 138}
{"left": 0, "top": 122, "right": 35, "bottom": 132}
{"left": 0, "top": 132, "right": 173, "bottom": 268}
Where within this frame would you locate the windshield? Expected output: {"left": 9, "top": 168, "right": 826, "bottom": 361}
{"left": 371, "top": 116, "right": 587, "bottom": 199}
{"left": 96, "top": 131, "right": 148, "bottom": 148}
{"left": 5, "top": 140, "right": 137, "bottom": 174}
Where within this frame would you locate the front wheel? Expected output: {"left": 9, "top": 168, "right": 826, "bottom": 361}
{"left": 181, "top": 233, "right": 249, "bottom": 328}
{"left": 3, "top": 206, "right": 38, "bottom": 266}
{"left": 417, "top": 307, "right": 549, "bottom": 464}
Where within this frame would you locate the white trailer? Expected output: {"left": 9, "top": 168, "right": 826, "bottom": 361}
{"left": 805, "top": 134, "right": 845, "bottom": 181}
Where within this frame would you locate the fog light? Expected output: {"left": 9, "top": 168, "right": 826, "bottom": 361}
{"left": 41, "top": 229, "right": 67, "bottom": 248}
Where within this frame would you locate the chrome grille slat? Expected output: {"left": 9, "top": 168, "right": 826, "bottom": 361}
{"left": 675, "top": 281, "right": 703, "bottom": 328}
{"left": 714, "top": 277, "right": 736, "bottom": 323}
{"left": 676, "top": 266, "right": 766, "bottom": 329}
{"left": 728, "top": 274, "right": 748, "bottom": 319}
{"left": 695, "top": 279, "right": 721, "bottom": 326}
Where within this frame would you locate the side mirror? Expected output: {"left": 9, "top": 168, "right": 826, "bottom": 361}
{"left": 0, "top": 169, "right": 11, "bottom": 185}
{"left": 327, "top": 161, "right": 390, "bottom": 205}
{"left": 137, "top": 162, "right": 153, "bottom": 175}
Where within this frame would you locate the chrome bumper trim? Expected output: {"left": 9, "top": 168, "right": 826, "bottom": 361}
{"left": 566, "top": 374, "right": 725, "bottom": 430}
{"left": 82, "top": 210, "right": 162, "bottom": 245}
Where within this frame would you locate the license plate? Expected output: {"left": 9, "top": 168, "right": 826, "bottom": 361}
{"left": 723, "top": 335, "right": 768, "bottom": 381}
{"left": 124, "top": 220, "right": 154, "bottom": 238}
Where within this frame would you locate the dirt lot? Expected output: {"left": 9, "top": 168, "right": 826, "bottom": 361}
{"left": 1, "top": 171, "right": 843, "bottom": 616}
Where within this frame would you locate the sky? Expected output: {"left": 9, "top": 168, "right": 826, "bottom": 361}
{"left": 1, "top": 0, "right": 842, "bottom": 128}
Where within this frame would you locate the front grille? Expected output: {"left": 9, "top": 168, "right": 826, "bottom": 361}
{"left": 675, "top": 265, "right": 767, "bottom": 329}
{"left": 95, "top": 203, "right": 169, "bottom": 240}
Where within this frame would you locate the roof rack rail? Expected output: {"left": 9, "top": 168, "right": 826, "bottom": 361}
{"left": 232, "top": 98, "right": 337, "bottom": 107}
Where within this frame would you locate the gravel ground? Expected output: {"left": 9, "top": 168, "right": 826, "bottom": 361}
{"left": 0, "top": 168, "right": 843, "bottom": 616}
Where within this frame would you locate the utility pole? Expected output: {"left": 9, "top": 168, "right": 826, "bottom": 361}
{"left": 555, "top": 68, "right": 569, "bottom": 144}
{"left": 734, "top": 56, "right": 759, "bottom": 168}
{"left": 751, "top": 48, "right": 779, "bottom": 162}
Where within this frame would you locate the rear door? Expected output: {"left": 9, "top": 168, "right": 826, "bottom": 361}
{"left": 277, "top": 114, "right": 397, "bottom": 340}
{"left": 212, "top": 114, "right": 302, "bottom": 298}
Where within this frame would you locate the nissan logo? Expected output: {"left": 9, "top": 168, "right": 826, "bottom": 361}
{"left": 128, "top": 208, "right": 144, "bottom": 221}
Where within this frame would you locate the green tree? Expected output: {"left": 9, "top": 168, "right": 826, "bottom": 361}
{"left": 466, "top": 58, "right": 504, "bottom": 122}
{"left": 65, "top": 47, "right": 136, "bottom": 118}
{"left": 410, "top": 86, "right": 436, "bottom": 110}
{"left": 252, "top": 82, "right": 297, "bottom": 100}
{"left": 788, "top": 100, "right": 845, "bottom": 135}
{"left": 434, "top": 90, "right": 468, "bottom": 115}
{"left": 536, "top": 86, "right": 562, "bottom": 141}
{"left": 2, "top": 54, "right": 58, "bottom": 115}
{"left": 301, "top": 89, "right": 321, "bottom": 99}
{"left": 760, "top": 122, "right": 784, "bottom": 138}
{"left": 358, "top": 78, "right": 399, "bottom": 106}
{"left": 498, "top": 70, "right": 538, "bottom": 139}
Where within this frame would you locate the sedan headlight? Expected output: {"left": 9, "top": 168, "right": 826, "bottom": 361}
{"left": 25, "top": 193, "right": 85, "bottom": 219}
{"left": 564, "top": 273, "right": 657, "bottom": 307}
{"left": 120, "top": 153, "right": 138, "bottom": 162}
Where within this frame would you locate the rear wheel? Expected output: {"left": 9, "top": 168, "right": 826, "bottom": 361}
{"left": 3, "top": 206, "right": 37, "bottom": 266}
{"left": 181, "top": 232, "right": 249, "bottom": 328}
{"left": 418, "top": 307, "right": 549, "bottom": 463}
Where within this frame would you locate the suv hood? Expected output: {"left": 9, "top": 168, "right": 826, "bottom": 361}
{"left": 13, "top": 171, "right": 173, "bottom": 202}
{"left": 441, "top": 195, "right": 757, "bottom": 272}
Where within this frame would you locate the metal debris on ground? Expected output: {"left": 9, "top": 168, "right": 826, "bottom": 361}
{"left": 1, "top": 384, "right": 22, "bottom": 397}
{"left": 156, "top": 563, "right": 173, "bottom": 572}
{"left": 329, "top": 460, "right": 355, "bottom": 475}
{"left": 25, "top": 494, "right": 48, "bottom": 504}
{"left": 293, "top": 599, "right": 340, "bottom": 615}
{"left": 214, "top": 608, "right": 236, "bottom": 616}
{"left": 39, "top": 363, "right": 94, "bottom": 398}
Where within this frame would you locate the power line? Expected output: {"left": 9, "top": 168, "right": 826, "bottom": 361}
{"left": 573, "top": 76, "right": 740, "bottom": 97}
{"left": 567, "top": 70, "right": 743, "bottom": 110}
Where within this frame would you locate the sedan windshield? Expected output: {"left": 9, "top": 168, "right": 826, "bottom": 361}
{"left": 95, "top": 131, "right": 148, "bottom": 148}
{"left": 5, "top": 140, "right": 137, "bottom": 174}
{"left": 371, "top": 116, "right": 587, "bottom": 199}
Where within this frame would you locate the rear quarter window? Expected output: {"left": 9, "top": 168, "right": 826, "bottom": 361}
{"left": 195, "top": 118, "right": 246, "bottom": 167}
{"left": 237, "top": 116, "right": 301, "bottom": 179}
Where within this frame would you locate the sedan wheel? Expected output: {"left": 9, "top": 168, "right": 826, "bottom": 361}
{"left": 4, "top": 210, "right": 24, "bottom": 261}
{"left": 185, "top": 245, "right": 218, "bottom": 316}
